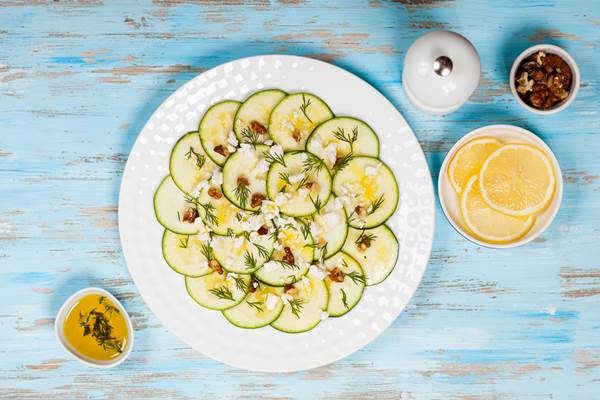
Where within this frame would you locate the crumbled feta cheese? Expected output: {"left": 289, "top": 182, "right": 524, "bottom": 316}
{"left": 239, "top": 143, "right": 254, "bottom": 156}
{"left": 253, "top": 159, "right": 270, "bottom": 176}
{"left": 280, "top": 293, "right": 293, "bottom": 304}
{"left": 198, "top": 232, "right": 211, "bottom": 243}
{"left": 264, "top": 139, "right": 273, "bottom": 145}
{"left": 193, "top": 180, "right": 209, "bottom": 197}
{"left": 209, "top": 169, "right": 223, "bottom": 186}
{"left": 275, "top": 192, "right": 289, "bottom": 206}
{"left": 262, "top": 261, "right": 281, "bottom": 272}
{"left": 322, "top": 142, "right": 337, "bottom": 166}
{"left": 252, "top": 281, "right": 259, "bottom": 288}
{"left": 288, "top": 173, "right": 305, "bottom": 184}
{"left": 297, "top": 188, "right": 309, "bottom": 199}
{"left": 273, "top": 241, "right": 283, "bottom": 251}
{"left": 270, "top": 144, "right": 284, "bottom": 157}
{"left": 228, "top": 131, "right": 239, "bottom": 147}
{"left": 227, "top": 145, "right": 237, "bottom": 153}
{"left": 292, "top": 111, "right": 299, "bottom": 119}
{"left": 261, "top": 200, "right": 280, "bottom": 220}
{"left": 265, "top": 293, "right": 279, "bottom": 310}
{"left": 319, "top": 311, "right": 329, "bottom": 320}
{"left": 308, "top": 265, "right": 326, "bottom": 280}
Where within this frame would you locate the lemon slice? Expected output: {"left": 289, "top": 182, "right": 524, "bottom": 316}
{"left": 461, "top": 175, "right": 534, "bottom": 243}
{"left": 479, "top": 143, "right": 555, "bottom": 216}
{"left": 448, "top": 137, "right": 503, "bottom": 194}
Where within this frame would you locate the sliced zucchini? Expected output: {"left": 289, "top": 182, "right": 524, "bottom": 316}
{"left": 196, "top": 183, "right": 248, "bottom": 235}
{"left": 342, "top": 225, "right": 399, "bottom": 286}
{"left": 169, "top": 131, "right": 218, "bottom": 195}
{"left": 212, "top": 231, "right": 274, "bottom": 274}
{"left": 223, "top": 284, "right": 284, "bottom": 329}
{"left": 271, "top": 275, "right": 329, "bottom": 333}
{"left": 306, "top": 117, "right": 380, "bottom": 171}
{"left": 186, "top": 271, "right": 250, "bottom": 311}
{"left": 323, "top": 252, "right": 365, "bottom": 317}
{"left": 154, "top": 175, "right": 200, "bottom": 235}
{"left": 301, "top": 196, "right": 348, "bottom": 260}
{"left": 198, "top": 100, "right": 241, "bottom": 166}
{"left": 162, "top": 230, "right": 211, "bottom": 277}
{"left": 332, "top": 156, "right": 399, "bottom": 229}
{"left": 221, "top": 143, "right": 270, "bottom": 211}
{"left": 266, "top": 151, "right": 332, "bottom": 217}
{"left": 233, "top": 89, "right": 287, "bottom": 144}
{"left": 254, "top": 217, "right": 314, "bottom": 286}
{"left": 268, "top": 93, "right": 334, "bottom": 151}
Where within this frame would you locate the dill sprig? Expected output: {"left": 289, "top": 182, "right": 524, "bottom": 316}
{"left": 199, "top": 241, "right": 213, "bottom": 261}
{"left": 263, "top": 149, "right": 286, "bottom": 167}
{"left": 234, "top": 181, "right": 250, "bottom": 208}
{"left": 226, "top": 228, "right": 235, "bottom": 237}
{"left": 234, "top": 212, "right": 244, "bottom": 222}
{"left": 178, "top": 236, "right": 189, "bottom": 249}
{"left": 278, "top": 172, "right": 292, "bottom": 186}
{"left": 209, "top": 285, "right": 235, "bottom": 301}
{"left": 232, "top": 275, "right": 248, "bottom": 292}
{"left": 244, "top": 251, "right": 258, "bottom": 270}
{"left": 345, "top": 268, "right": 366, "bottom": 286}
{"left": 246, "top": 300, "right": 263, "bottom": 312}
{"left": 278, "top": 260, "right": 300, "bottom": 270}
{"left": 355, "top": 230, "right": 377, "bottom": 247}
{"left": 340, "top": 288, "right": 349, "bottom": 309}
{"left": 367, "top": 195, "right": 385, "bottom": 215}
{"left": 332, "top": 126, "right": 359, "bottom": 152}
{"left": 268, "top": 224, "right": 280, "bottom": 242}
{"left": 302, "top": 153, "right": 324, "bottom": 175}
{"left": 185, "top": 146, "right": 206, "bottom": 170}
{"left": 198, "top": 202, "right": 218, "bottom": 226}
{"left": 299, "top": 93, "right": 312, "bottom": 123}
{"left": 288, "top": 298, "right": 304, "bottom": 318}
{"left": 239, "top": 126, "right": 260, "bottom": 147}
{"left": 333, "top": 152, "right": 354, "bottom": 172}
{"left": 78, "top": 296, "right": 124, "bottom": 354}
{"left": 254, "top": 243, "right": 270, "bottom": 260}
{"left": 298, "top": 220, "right": 310, "bottom": 240}
{"left": 183, "top": 193, "right": 197, "bottom": 205}
{"left": 309, "top": 195, "right": 324, "bottom": 214}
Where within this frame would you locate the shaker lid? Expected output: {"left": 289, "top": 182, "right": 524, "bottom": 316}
{"left": 402, "top": 30, "right": 480, "bottom": 114}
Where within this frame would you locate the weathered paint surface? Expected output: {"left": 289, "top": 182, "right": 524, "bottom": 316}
{"left": 1, "top": 0, "right": 599, "bottom": 398}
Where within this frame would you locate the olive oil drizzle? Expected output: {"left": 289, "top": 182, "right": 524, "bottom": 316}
{"left": 78, "top": 296, "right": 124, "bottom": 354}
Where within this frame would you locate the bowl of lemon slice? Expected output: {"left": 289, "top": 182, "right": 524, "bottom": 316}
{"left": 438, "top": 124, "right": 562, "bottom": 248}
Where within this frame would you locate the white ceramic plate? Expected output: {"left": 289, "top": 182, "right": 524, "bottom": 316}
{"left": 438, "top": 124, "right": 563, "bottom": 248}
{"left": 119, "top": 55, "right": 435, "bottom": 372}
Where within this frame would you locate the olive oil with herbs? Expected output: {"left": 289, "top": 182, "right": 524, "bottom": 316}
{"left": 63, "top": 294, "right": 128, "bottom": 361}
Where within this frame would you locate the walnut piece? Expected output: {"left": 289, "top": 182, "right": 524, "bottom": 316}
{"left": 213, "top": 145, "right": 229, "bottom": 157}
{"left": 182, "top": 207, "right": 198, "bottom": 223}
{"left": 249, "top": 120, "right": 267, "bottom": 135}
{"left": 250, "top": 193, "right": 266, "bottom": 208}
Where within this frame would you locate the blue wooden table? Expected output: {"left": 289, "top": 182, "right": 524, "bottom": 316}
{"left": 1, "top": 1, "right": 599, "bottom": 398}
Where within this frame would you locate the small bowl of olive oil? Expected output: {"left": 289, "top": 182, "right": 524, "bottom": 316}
{"left": 55, "top": 287, "right": 134, "bottom": 368}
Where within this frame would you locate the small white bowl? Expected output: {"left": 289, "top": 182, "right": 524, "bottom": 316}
{"left": 438, "top": 124, "right": 563, "bottom": 248}
{"left": 510, "top": 44, "right": 580, "bottom": 115}
{"left": 55, "top": 287, "right": 134, "bottom": 368}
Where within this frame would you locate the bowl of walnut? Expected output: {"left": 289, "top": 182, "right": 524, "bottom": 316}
{"left": 510, "top": 44, "right": 580, "bottom": 115}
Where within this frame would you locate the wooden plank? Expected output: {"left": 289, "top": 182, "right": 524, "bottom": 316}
{"left": 1, "top": 0, "right": 599, "bottom": 398}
